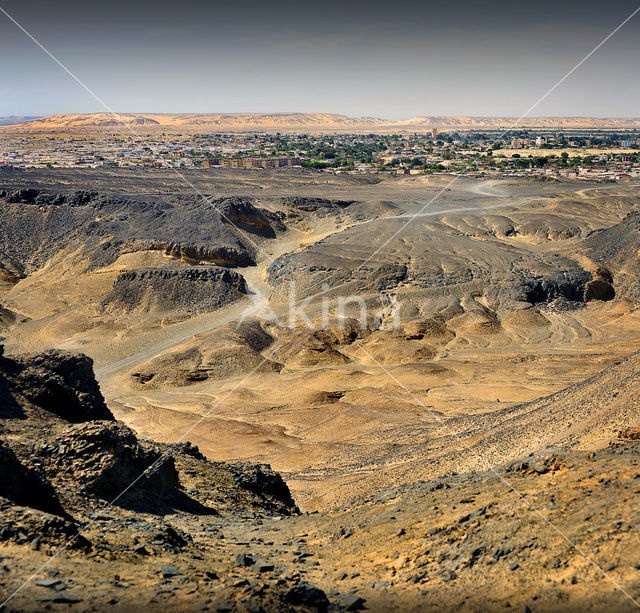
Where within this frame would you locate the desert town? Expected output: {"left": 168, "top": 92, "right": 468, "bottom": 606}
{"left": 1, "top": 128, "right": 639, "bottom": 181}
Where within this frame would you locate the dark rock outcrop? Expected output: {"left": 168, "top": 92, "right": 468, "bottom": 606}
{"left": 0, "top": 303, "right": 16, "bottom": 328}
{"left": 0, "top": 189, "right": 284, "bottom": 275}
{"left": 45, "top": 421, "right": 179, "bottom": 512}
{"left": 0, "top": 440, "right": 65, "bottom": 516}
{"left": 0, "top": 497, "right": 87, "bottom": 549}
{"left": 0, "top": 348, "right": 113, "bottom": 422}
{"left": 4, "top": 188, "right": 42, "bottom": 204}
{"left": 101, "top": 266, "right": 248, "bottom": 314}
{"left": 214, "top": 196, "right": 281, "bottom": 237}
{"left": 279, "top": 196, "right": 356, "bottom": 211}
{"left": 586, "top": 212, "right": 640, "bottom": 299}
{"left": 160, "top": 241, "right": 253, "bottom": 266}
{"left": 584, "top": 277, "right": 615, "bottom": 301}
{"left": 226, "top": 462, "right": 298, "bottom": 513}
{"left": 519, "top": 269, "right": 591, "bottom": 304}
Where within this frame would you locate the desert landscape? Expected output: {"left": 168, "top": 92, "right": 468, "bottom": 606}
{"left": 1, "top": 160, "right": 640, "bottom": 610}
{"left": 3, "top": 168, "right": 639, "bottom": 508}
{"left": 2, "top": 0, "right": 640, "bottom": 609}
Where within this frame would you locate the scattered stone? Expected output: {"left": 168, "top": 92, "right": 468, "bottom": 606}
{"left": 48, "top": 594, "right": 82, "bottom": 604}
{"left": 282, "top": 582, "right": 330, "bottom": 612}
{"left": 340, "top": 593, "right": 366, "bottom": 610}
{"left": 236, "top": 553, "right": 255, "bottom": 567}
{"left": 35, "top": 578, "right": 63, "bottom": 589}
{"left": 161, "top": 565, "right": 181, "bottom": 578}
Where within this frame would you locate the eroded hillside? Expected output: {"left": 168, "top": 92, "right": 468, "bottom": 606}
{"left": 1, "top": 170, "right": 640, "bottom": 512}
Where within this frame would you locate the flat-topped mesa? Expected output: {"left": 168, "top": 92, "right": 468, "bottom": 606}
{"left": 101, "top": 266, "right": 248, "bottom": 315}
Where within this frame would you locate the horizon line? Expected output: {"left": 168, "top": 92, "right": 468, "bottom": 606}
{"left": 7, "top": 112, "right": 640, "bottom": 119}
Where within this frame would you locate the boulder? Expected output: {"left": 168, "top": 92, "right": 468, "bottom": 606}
{"left": 584, "top": 278, "right": 615, "bottom": 302}
{"left": 282, "top": 582, "right": 330, "bottom": 612}
{"left": 9, "top": 350, "right": 113, "bottom": 422}
{"left": 47, "top": 421, "right": 179, "bottom": 511}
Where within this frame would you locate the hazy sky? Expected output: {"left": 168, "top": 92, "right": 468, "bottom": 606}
{"left": 1, "top": 0, "right": 639, "bottom": 118}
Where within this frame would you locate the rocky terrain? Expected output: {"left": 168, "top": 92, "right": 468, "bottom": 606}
{"left": 102, "top": 267, "right": 248, "bottom": 316}
{"left": 2, "top": 168, "right": 640, "bottom": 610}
{"left": 586, "top": 211, "right": 640, "bottom": 301}
{"left": 0, "top": 189, "right": 280, "bottom": 277}
{"left": 265, "top": 187, "right": 631, "bottom": 311}
{"left": 1, "top": 346, "right": 640, "bottom": 611}
{"left": 0, "top": 346, "right": 307, "bottom": 609}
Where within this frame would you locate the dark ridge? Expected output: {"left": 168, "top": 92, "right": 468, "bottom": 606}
{"left": 0, "top": 189, "right": 284, "bottom": 275}
{"left": 101, "top": 266, "right": 248, "bottom": 314}
{"left": 278, "top": 196, "right": 357, "bottom": 211}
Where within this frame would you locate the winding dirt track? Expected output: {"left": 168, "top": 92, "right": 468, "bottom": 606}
{"left": 94, "top": 180, "right": 616, "bottom": 380}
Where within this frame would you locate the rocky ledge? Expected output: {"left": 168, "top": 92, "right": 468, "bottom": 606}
{"left": 0, "top": 346, "right": 298, "bottom": 549}
{"left": 101, "top": 266, "right": 248, "bottom": 314}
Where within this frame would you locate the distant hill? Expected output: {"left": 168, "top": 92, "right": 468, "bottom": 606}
{"left": 4, "top": 112, "right": 640, "bottom": 133}
{"left": 0, "top": 116, "right": 41, "bottom": 126}
{"left": 7, "top": 112, "right": 383, "bottom": 132}
{"left": 396, "top": 115, "right": 640, "bottom": 130}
